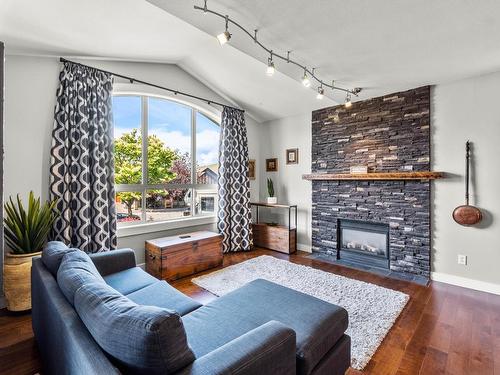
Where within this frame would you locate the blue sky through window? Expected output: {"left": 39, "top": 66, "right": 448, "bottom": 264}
{"left": 112, "top": 96, "right": 141, "bottom": 132}
{"left": 196, "top": 112, "right": 219, "bottom": 166}
{"left": 113, "top": 95, "right": 220, "bottom": 167}
{"left": 148, "top": 97, "right": 191, "bottom": 157}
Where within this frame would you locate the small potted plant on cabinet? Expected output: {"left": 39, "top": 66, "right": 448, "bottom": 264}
{"left": 267, "top": 178, "right": 277, "bottom": 205}
{"left": 3, "top": 191, "right": 58, "bottom": 311}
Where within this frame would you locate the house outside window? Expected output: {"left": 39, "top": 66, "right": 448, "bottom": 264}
{"left": 113, "top": 94, "right": 220, "bottom": 227}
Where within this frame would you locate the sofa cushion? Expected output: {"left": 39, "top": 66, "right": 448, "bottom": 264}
{"left": 103, "top": 267, "right": 157, "bottom": 295}
{"left": 182, "top": 279, "right": 348, "bottom": 375}
{"left": 57, "top": 250, "right": 105, "bottom": 305}
{"left": 127, "top": 281, "right": 202, "bottom": 316}
{"left": 42, "top": 241, "right": 76, "bottom": 276}
{"left": 74, "top": 281, "right": 195, "bottom": 375}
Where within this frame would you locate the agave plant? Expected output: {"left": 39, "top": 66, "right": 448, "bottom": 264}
{"left": 4, "top": 191, "right": 58, "bottom": 255}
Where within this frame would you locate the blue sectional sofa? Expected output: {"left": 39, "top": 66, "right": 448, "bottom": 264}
{"left": 32, "top": 242, "right": 351, "bottom": 375}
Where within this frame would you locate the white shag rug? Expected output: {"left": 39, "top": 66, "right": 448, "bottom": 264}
{"left": 192, "top": 255, "right": 409, "bottom": 370}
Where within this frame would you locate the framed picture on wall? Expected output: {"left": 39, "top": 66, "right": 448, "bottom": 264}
{"left": 286, "top": 148, "right": 299, "bottom": 164}
{"left": 248, "top": 159, "right": 256, "bottom": 180}
{"left": 266, "top": 158, "right": 278, "bottom": 172}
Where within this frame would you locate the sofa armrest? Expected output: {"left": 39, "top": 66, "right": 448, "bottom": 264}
{"left": 90, "top": 248, "right": 136, "bottom": 276}
{"left": 178, "top": 321, "right": 296, "bottom": 375}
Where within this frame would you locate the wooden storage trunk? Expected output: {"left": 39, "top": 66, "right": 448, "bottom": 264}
{"left": 252, "top": 223, "right": 296, "bottom": 254}
{"left": 145, "top": 231, "right": 223, "bottom": 281}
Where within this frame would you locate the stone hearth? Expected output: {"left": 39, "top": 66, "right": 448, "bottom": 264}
{"left": 310, "top": 86, "right": 431, "bottom": 283}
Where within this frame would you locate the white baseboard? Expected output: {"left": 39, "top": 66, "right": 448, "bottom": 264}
{"left": 431, "top": 272, "right": 500, "bottom": 295}
{"left": 137, "top": 262, "right": 145, "bottom": 270}
{"left": 297, "top": 243, "right": 312, "bottom": 253}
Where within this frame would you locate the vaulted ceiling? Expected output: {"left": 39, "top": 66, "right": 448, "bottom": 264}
{"left": 2, "top": 0, "right": 500, "bottom": 122}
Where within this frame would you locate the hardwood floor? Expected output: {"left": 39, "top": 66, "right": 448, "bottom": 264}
{"left": 1, "top": 248, "right": 499, "bottom": 374}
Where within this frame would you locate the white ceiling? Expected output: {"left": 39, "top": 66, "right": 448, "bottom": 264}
{"left": 2, "top": 0, "right": 500, "bottom": 122}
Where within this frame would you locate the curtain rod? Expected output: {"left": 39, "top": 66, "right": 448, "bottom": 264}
{"left": 59, "top": 57, "right": 244, "bottom": 112}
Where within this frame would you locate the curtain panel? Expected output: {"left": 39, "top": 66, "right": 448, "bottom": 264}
{"left": 49, "top": 62, "right": 116, "bottom": 253}
{"left": 217, "top": 107, "right": 252, "bottom": 252}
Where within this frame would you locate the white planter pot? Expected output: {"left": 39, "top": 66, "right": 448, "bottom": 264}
{"left": 267, "top": 197, "right": 278, "bottom": 204}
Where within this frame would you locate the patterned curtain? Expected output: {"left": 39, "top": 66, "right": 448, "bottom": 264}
{"left": 49, "top": 62, "right": 116, "bottom": 253}
{"left": 217, "top": 107, "right": 252, "bottom": 252}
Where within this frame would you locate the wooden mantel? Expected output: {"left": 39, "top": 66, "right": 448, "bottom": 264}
{"left": 302, "top": 171, "right": 445, "bottom": 181}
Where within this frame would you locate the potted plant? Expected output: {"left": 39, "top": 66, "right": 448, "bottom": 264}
{"left": 267, "top": 178, "right": 277, "bottom": 205}
{"left": 3, "top": 191, "right": 58, "bottom": 311}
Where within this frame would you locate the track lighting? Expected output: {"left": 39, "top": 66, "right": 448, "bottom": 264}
{"left": 344, "top": 93, "right": 352, "bottom": 108}
{"left": 217, "top": 15, "right": 231, "bottom": 45}
{"left": 266, "top": 52, "right": 275, "bottom": 76}
{"left": 302, "top": 69, "right": 311, "bottom": 87}
{"left": 266, "top": 59, "right": 275, "bottom": 76}
{"left": 217, "top": 31, "right": 231, "bottom": 45}
{"left": 317, "top": 86, "right": 325, "bottom": 100}
{"left": 195, "top": 2, "right": 362, "bottom": 96}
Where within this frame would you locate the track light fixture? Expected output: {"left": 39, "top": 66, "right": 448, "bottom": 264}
{"left": 195, "top": 1, "right": 362, "bottom": 98}
{"left": 302, "top": 69, "right": 311, "bottom": 87}
{"left": 266, "top": 51, "right": 275, "bottom": 76}
{"left": 216, "top": 15, "right": 231, "bottom": 45}
{"left": 317, "top": 85, "right": 325, "bottom": 100}
{"left": 344, "top": 93, "right": 352, "bottom": 108}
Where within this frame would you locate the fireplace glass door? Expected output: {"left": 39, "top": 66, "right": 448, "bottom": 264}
{"left": 338, "top": 219, "right": 390, "bottom": 269}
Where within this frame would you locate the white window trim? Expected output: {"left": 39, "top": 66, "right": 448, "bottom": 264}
{"left": 113, "top": 86, "right": 221, "bottom": 235}
{"left": 117, "top": 215, "right": 217, "bottom": 238}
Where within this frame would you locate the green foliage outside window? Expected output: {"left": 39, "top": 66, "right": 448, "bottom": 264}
{"left": 114, "top": 129, "right": 190, "bottom": 217}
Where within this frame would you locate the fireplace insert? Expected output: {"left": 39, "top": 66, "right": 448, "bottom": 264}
{"left": 337, "top": 219, "right": 390, "bottom": 269}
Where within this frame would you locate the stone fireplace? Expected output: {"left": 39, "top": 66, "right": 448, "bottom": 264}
{"left": 310, "top": 86, "right": 431, "bottom": 284}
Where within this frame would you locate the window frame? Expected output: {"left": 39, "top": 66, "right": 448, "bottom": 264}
{"left": 113, "top": 92, "right": 220, "bottom": 233}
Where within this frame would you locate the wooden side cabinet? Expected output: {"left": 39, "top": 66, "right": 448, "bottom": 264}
{"left": 251, "top": 202, "right": 297, "bottom": 254}
{"left": 145, "top": 231, "right": 222, "bottom": 281}
{"left": 252, "top": 223, "right": 296, "bottom": 254}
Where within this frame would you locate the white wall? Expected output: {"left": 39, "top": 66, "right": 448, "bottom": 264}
{"left": 259, "top": 113, "right": 312, "bottom": 250}
{"left": 431, "top": 71, "right": 500, "bottom": 291}
{"left": 261, "top": 72, "right": 500, "bottom": 292}
{"left": 4, "top": 55, "right": 262, "bottom": 263}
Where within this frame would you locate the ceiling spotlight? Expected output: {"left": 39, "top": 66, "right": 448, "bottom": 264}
{"left": 217, "top": 30, "right": 231, "bottom": 45}
{"left": 316, "top": 81, "right": 325, "bottom": 100}
{"left": 217, "top": 15, "right": 231, "bottom": 45}
{"left": 345, "top": 93, "right": 352, "bottom": 108}
{"left": 266, "top": 51, "right": 275, "bottom": 76}
{"left": 266, "top": 59, "right": 275, "bottom": 76}
{"left": 302, "top": 69, "right": 311, "bottom": 87}
{"left": 317, "top": 86, "right": 325, "bottom": 100}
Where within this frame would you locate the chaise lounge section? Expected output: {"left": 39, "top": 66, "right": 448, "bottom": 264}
{"left": 32, "top": 242, "right": 350, "bottom": 375}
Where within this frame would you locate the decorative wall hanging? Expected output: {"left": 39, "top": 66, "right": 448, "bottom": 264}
{"left": 452, "top": 141, "right": 482, "bottom": 226}
{"left": 286, "top": 148, "right": 299, "bottom": 165}
{"left": 248, "top": 159, "right": 256, "bottom": 180}
{"left": 266, "top": 158, "right": 278, "bottom": 172}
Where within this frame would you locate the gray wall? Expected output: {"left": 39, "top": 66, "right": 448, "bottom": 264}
{"left": 261, "top": 72, "right": 500, "bottom": 292}
{"left": 3, "top": 55, "right": 262, "bottom": 263}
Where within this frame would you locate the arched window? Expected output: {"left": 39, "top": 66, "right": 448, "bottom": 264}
{"left": 113, "top": 94, "right": 220, "bottom": 226}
